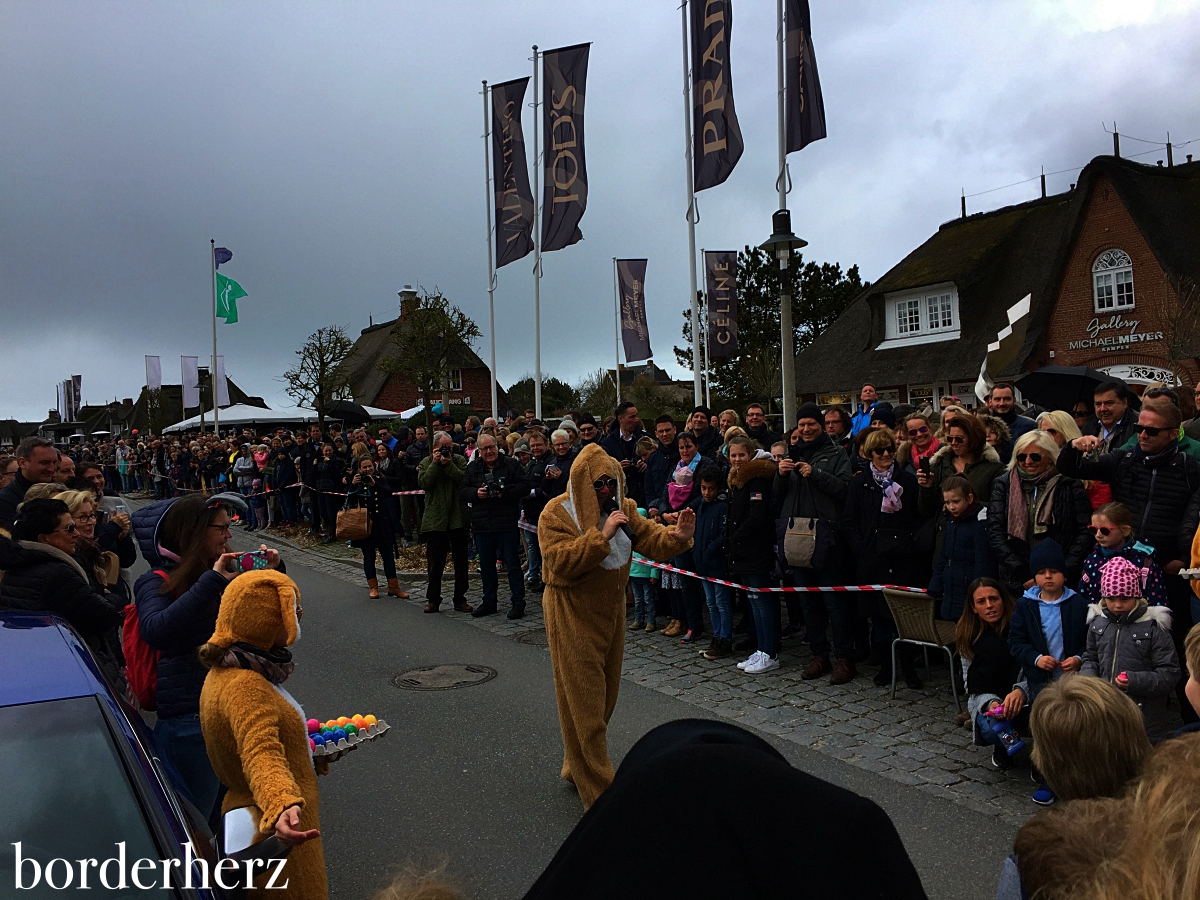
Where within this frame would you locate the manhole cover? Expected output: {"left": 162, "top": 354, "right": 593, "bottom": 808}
{"left": 514, "top": 629, "right": 549, "bottom": 648}
{"left": 391, "top": 664, "right": 497, "bottom": 691}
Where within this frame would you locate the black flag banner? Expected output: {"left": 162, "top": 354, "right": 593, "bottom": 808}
{"left": 617, "top": 259, "right": 652, "bottom": 363}
{"left": 542, "top": 43, "right": 590, "bottom": 253}
{"left": 705, "top": 250, "right": 737, "bottom": 357}
{"left": 785, "top": 0, "right": 826, "bottom": 153}
{"left": 492, "top": 77, "right": 535, "bottom": 268}
{"left": 691, "top": 0, "right": 744, "bottom": 192}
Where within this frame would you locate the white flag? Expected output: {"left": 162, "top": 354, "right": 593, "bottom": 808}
{"left": 181, "top": 356, "right": 200, "bottom": 408}
{"left": 214, "top": 356, "right": 230, "bottom": 407}
{"left": 145, "top": 355, "right": 162, "bottom": 391}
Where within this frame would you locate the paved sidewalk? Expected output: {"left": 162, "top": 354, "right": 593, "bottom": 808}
{"left": 237, "top": 527, "right": 1034, "bottom": 829}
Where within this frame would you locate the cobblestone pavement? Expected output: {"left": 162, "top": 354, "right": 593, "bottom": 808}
{"left": 237, "top": 527, "right": 1034, "bottom": 829}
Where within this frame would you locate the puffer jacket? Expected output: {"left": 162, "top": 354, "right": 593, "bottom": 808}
{"left": 1058, "top": 442, "right": 1200, "bottom": 566}
{"left": 691, "top": 493, "right": 728, "bottom": 577}
{"left": 724, "top": 458, "right": 778, "bottom": 576}
{"left": 1080, "top": 601, "right": 1180, "bottom": 742}
{"left": 986, "top": 470, "right": 1092, "bottom": 593}
{"left": 773, "top": 435, "right": 852, "bottom": 523}
{"left": 460, "top": 453, "right": 530, "bottom": 533}
{"left": 928, "top": 503, "right": 995, "bottom": 622}
{"left": 131, "top": 498, "right": 285, "bottom": 720}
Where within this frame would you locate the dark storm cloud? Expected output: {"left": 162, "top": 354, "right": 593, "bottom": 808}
{"left": 1, "top": 1, "right": 1197, "bottom": 420}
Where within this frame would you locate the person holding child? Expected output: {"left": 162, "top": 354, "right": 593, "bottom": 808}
{"left": 955, "top": 577, "right": 1027, "bottom": 771}
{"left": 1008, "top": 538, "right": 1088, "bottom": 804}
{"left": 929, "top": 474, "right": 995, "bottom": 623}
{"left": 658, "top": 431, "right": 708, "bottom": 641}
{"left": 1080, "top": 555, "right": 1180, "bottom": 742}
{"left": 1077, "top": 501, "right": 1169, "bottom": 607}
{"left": 691, "top": 466, "right": 733, "bottom": 660}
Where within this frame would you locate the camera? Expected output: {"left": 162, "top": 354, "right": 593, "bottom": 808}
{"left": 438, "top": 446, "right": 452, "bottom": 459}
{"left": 483, "top": 472, "right": 504, "bottom": 498}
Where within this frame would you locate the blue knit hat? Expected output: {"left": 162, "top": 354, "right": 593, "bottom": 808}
{"left": 1029, "top": 538, "right": 1067, "bottom": 575}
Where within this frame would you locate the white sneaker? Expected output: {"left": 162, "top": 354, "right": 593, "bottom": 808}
{"left": 737, "top": 651, "right": 763, "bottom": 670}
{"left": 745, "top": 654, "right": 780, "bottom": 674}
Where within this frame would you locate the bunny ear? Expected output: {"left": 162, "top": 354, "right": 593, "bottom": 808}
{"left": 1140, "top": 567, "right": 1151, "bottom": 589}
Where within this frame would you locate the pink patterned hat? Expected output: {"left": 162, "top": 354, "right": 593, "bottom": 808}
{"left": 1100, "top": 555, "right": 1147, "bottom": 599}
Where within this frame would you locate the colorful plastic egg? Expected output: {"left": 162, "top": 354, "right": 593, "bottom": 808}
{"left": 344, "top": 723, "right": 358, "bottom": 736}
{"left": 336, "top": 716, "right": 350, "bottom": 726}
{"left": 307, "top": 718, "right": 320, "bottom": 733}
{"left": 309, "top": 737, "right": 315, "bottom": 751}
{"left": 312, "top": 733, "right": 325, "bottom": 746}
{"left": 364, "top": 715, "right": 377, "bottom": 726}
{"left": 333, "top": 728, "right": 347, "bottom": 742}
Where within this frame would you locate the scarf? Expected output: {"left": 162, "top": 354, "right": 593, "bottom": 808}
{"left": 667, "top": 455, "right": 701, "bottom": 509}
{"left": 792, "top": 432, "right": 832, "bottom": 461}
{"left": 1007, "top": 467, "right": 1059, "bottom": 542}
{"left": 216, "top": 642, "right": 295, "bottom": 684}
{"left": 913, "top": 437, "right": 940, "bottom": 462}
{"left": 871, "top": 464, "right": 904, "bottom": 513}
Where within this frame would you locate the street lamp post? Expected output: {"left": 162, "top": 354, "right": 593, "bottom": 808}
{"left": 759, "top": 209, "right": 807, "bottom": 431}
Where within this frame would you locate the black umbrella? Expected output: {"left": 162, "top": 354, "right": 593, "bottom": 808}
{"left": 1015, "top": 365, "right": 1132, "bottom": 413}
{"left": 324, "top": 399, "right": 372, "bottom": 426}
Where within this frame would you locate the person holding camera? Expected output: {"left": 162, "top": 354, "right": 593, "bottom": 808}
{"left": 461, "top": 433, "right": 531, "bottom": 619}
{"left": 346, "top": 456, "right": 409, "bottom": 600}
{"left": 418, "top": 431, "right": 473, "bottom": 614}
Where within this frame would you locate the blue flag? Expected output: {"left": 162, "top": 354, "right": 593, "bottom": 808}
{"left": 214, "top": 247, "right": 233, "bottom": 269}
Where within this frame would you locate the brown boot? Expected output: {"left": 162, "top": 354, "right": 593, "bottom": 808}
{"left": 423, "top": 601, "right": 440, "bottom": 613}
{"left": 367, "top": 578, "right": 379, "bottom": 599}
{"left": 662, "top": 619, "right": 683, "bottom": 637}
{"left": 802, "top": 656, "right": 832, "bottom": 680}
{"left": 387, "top": 578, "right": 408, "bottom": 599}
{"left": 829, "top": 658, "right": 857, "bottom": 685}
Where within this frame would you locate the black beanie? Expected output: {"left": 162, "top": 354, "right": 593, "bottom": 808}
{"left": 578, "top": 413, "right": 597, "bottom": 427}
{"left": 1029, "top": 538, "right": 1067, "bottom": 576}
{"left": 692, "top": 405, "right": 714, "bottom": 419}
{"left": 870, "top": 403, "right": 897, "bottom": 429}
{"left": 795, "top": 402, "right": 823, "bottom": 426}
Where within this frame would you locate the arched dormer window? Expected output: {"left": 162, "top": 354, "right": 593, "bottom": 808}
{"left": 1093, "top": 249, "right": 1135, "bottom": 312}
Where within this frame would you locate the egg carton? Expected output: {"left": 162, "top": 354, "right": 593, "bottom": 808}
{"left": 1180, "top": 568, "right": 1200, "bottom": 581}
{"left": 311, "top": 720, "right": 391, "bottom": 761}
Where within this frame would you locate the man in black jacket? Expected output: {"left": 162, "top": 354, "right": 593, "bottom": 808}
{"left": 743, "top": 403, "right": 781, "bottom": 450}
{"left": 686, "top": 406, "right": 722, "bottom": 460}
{"left": 461, "top": 434, "right": 531, "bottom": 619}
{"left": 1083, "top": 380, "right": 1138, "bottom": 453}
{"left": 645, "top": 415, "right": 680, "bottom": 518}
{"left": 601, "top": 402, "right": 650, "bottom": 506}
{"left": 1059, "top": 394, "right": 1200, "bottom": 719}
{"left": 0, "top": 436, "right": 59, "bottom": 532}
{"left": 522, "top": 431, "right": 554, "bottom": 592}
{"left": 292, "top": 431, "right": 321, "bottom": 534}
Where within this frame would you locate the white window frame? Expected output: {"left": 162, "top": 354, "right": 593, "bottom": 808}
{"left": 444, "top": 369, "right": 463, "bottom": 392}
{"left": 878, "top": 283, "right": 960, "bottom": 349}
{"left": 1092, "top": 249, "right": 1135, "bottom": 313}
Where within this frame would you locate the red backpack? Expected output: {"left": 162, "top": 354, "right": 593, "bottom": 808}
{"left": 123, "top": 569, "right": 169, "bottom": 711}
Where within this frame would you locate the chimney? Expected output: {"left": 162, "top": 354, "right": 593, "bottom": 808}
{"left": 122, "top": 398, "right": 133, "bottom": 409}
{"left": 398, "top": 285, "right": 419, "bottom": 320}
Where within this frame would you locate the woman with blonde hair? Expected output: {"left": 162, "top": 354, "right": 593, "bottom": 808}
{"left": 718, "top": 408, "right": 740, "bottom": 435}
{"left": 1036, "top": 409, "right": 1082, "bottom": 447}
{"left": 986, "top": 430, "right": 1092, "bottom": 594}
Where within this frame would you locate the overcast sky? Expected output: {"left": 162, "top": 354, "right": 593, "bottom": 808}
{"left": 2, "top": 0, "right": 1198, "bottom": 421}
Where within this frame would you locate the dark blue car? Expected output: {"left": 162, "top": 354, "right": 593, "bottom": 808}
{"left": 0, "top": 611, "right": 267, "bottom": 898}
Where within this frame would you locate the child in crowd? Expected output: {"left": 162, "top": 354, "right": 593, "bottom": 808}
{"left": 1077, "top": 502, "right": 1168, "bottom": 607}
{"left": 1008, "top": 538, "right": 1087, "bottom": 805}
{"left": 692, "top": 467, "right": 732, "bottom": 660}
{"left": 770, "top": 441, "right": 787, "bottom": 462}
{"left": 955, "top": 578, "right": 1027, "bottom": 771}
{"left": 929, "top": 475, "right": 995, "bottom": 622}
{"left": 634, "top": 436, "right": 657, "bottom": 471}
{"left": 1080, "top": 555, "right": 1179, "bottom": 742}
{"left": 629, "top": 508, "right": 656, "bottom": 632}
{"left": 1182, "top": 622, "right": 1200, "bottom": 734}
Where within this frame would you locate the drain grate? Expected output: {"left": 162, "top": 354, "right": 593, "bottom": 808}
{"left": 513, "top": 629, "right": 549, "bottom": 648}
{"left": 391, "top": 664, "right": 498, "bottom": 691}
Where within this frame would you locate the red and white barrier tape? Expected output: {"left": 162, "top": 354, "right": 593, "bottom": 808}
{"left": 162, "top": 482, "right": 428, "bottom": 499}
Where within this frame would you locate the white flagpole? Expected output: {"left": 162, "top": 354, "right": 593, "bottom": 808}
{"left": 531, "top": 45, "right": 543, "bottom": 421}
{"left": 680, "top": 1, "right": 701, "bottom": 408}
{"left": 701, "top": 248, "right": 711, "bottom": 408}
{"left": 210, "top": 239, "right": 219, "bottom": 436}
{"left": 612, "top": 258, "right": 622, "bottom": 405}
{"left": 482, "top": 80, "right": 499, "bottom": 423}
{"left": 775, "top": 0, "right": 797, "bottom": 431}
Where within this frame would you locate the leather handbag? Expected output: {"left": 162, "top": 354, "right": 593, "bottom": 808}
{"left": 336, "top": 504, "right": 371, "bottom": 542}
{"left": 779, "top": 516, "right": 834, "bottom": 569}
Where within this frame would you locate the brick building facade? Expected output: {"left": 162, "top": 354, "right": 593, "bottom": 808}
{"left": 795, "top": 155, "right": 1200, "bottom": 408}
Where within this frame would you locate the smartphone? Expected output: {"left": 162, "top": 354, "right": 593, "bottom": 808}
{"left": 919, "top": 457, "right": 931, "bottom": 475}
{"left": 238, "top": 551, "right": 270, "bottom": 572}
{"left": 112, "top": 503, "right": 128, "bottom": 516}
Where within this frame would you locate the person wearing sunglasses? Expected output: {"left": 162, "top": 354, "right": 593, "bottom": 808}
{"left": 896, "top": 413, "right": 939, "bottom": 473}
{"left": 1076, "top": 501, "right": 1169, "bottom": 609}
{"left": 841, "top": 428, "right": 925, "bottom": 689}
{"left": 986, "top": 430, "right": 1091, "bottom": 599}
{"left": 537, "top": 443, "right": 695, "bottom": 810}
{"left": 0, "top": 497, "right": 125, "bottom": 688}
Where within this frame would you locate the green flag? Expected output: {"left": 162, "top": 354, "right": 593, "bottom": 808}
{"left": 215, "top": 273, "right": 247, "bottom": 324}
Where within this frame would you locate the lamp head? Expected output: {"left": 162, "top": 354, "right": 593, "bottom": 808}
{"left": 759, "top": 209, "right": 808, "bottom": 269}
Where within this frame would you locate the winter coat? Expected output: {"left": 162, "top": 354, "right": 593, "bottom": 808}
{"left": 417, "top": 453, "right": 469, "bottom": 532}
{"left": 1078, "top": 542, "right": 1169, "bottom": 608}
{"left": 313, "top": 456, "right": 345, "bottom": 493}
{"left": 994, "top": 412, "right": 1037, "bottom": 462}
{"left": 916, "top": 444, "right": 1005, "bottom": 520}
{"left": 0, "top": 471, "right": 35, "bottom": 532}
{"left": 1058, "top": 442, "right": 1200, "bottom": 566}
{"left": 689, "top": 426, "right": 722, "bottom": 461}
{"left": 1083, "top": 406, "right": 1138, "bottom": 454}
{"left": 986, "top": 470, "right": 1092, "bottom": 594}
{"left": 840, "top": 466, "right": 923, "bottom": 587}
{"left": 600, "top": 428, "right": 650, "bottom": 506}
{"left": 724, "top": 459, "right": 778, "bottom": 576}
{"left": 271, "top": 452, "right": 298, "bottom": 488}
{"left": 536, "top": 449, "right": 577, "bottom": 506}
{"left": 772, "top": 435, "right": 852, "bottom": 523}
{"left": 691, "top": 494, "right": 728, "bottom": 577}
{"left": 232, "top": 455, "right": 258, "bottom": 490}
{"left": 1008, "top": 586, "right": 1087, "bottom": 701}
{"left": 461, "top": 453, "right": 530, "bottom": 533}
{"left": 346, "top": 473, "right": 395, "bottom": 545}
{"left": 402, "top": 440, "right": 429, "bottom": 489}
{"left": 961, "top": 624, "right": 1027, "bottom": 747}
{"left": 1080, "top": 600, "right": 1179, "bottom": 742}
{"left": 928, "top": 503, "right": 995, "bottom": 622}
{"left": 745, "top": 424, "right": 782, "bottom": 450}
{"left": 645, "top": 441, "right": 680, "bottom": 515}
{"left": 293, "top": 441, "right": 320, "bottom": 485}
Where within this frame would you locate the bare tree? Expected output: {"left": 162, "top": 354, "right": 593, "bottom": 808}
{"left": 1162, "top": 276, "right": 1200, "bottom": 385}
{"left": 144, "top": 388, "right": 165, "bottom": 436}
{"left": 282, "top": 325, "right": 356, "bottom": 425}
{"left": 577, "top": 368, "right": 617, "bottom": 418}
{"left": 380, "top": 290, "right": 482, "bottom": 432}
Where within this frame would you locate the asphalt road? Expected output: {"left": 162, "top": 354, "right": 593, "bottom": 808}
{"left": 263, "top": 554, "right": 1017, "bottom": 900}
